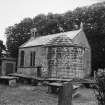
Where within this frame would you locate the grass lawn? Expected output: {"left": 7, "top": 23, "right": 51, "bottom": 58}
{"left": 0, "top": 84, "right": 97, "bottom": 105}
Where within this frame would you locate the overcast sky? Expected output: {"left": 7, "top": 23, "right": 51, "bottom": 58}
{"left": 0, "top": 0, "right": 103, "bottom": 43}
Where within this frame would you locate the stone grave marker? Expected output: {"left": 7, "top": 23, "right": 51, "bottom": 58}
{"left": 58, "top": 82, "right": 73, "bottom": 105}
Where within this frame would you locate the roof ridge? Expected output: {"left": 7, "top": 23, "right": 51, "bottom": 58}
{"left": 20, "top": 29, "right": 82, "bottom": 48}
{"left": 35, "top": 29, "right": 81, "bottom": 40}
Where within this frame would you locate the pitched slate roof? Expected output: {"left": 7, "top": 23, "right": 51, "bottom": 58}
{"left": 20, "top": 29, "right": 82, "bottom": 48}
{"left": 47, "top": 35, "right": 74, "bottom": 46}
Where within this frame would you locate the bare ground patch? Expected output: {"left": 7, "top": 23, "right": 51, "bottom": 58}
{"left": 0, "top": 84, "right": 97, "bottom": 105}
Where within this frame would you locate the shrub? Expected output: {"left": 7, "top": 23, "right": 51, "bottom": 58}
{"left": 94, "top": 72, "right": 105, "bottom": 105}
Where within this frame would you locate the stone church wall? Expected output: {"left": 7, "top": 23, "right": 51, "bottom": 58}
{"left": 17, "top": 46, "right": 48, "bottom": 77}
{"left": 17, "top": 45, "right": 91, "bottom": 78}
{"left": 47, "top": 46, "right": 86, "bottom": 79}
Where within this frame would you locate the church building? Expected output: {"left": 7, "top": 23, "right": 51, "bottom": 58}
{"left": 17, "top": 24, "right": 91, "bottom": 79}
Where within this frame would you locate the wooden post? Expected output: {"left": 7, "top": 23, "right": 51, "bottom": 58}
{"left": 58, "top": 82, "right": 73, "bottom": 105}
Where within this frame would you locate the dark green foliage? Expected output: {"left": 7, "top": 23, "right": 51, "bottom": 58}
{"left": 94, "top": 72, "right": 105, "bottom": 105}
{"left": 6, "top": 18, "right": 33, "bottom": 58}
{"left": 5, "top": 1, "right": 105, "bottom": 75}
{"left": 0, "top": 40, "right": 5, "bottom": 65}
{"left": 0, "top": 40, "right": 5, "bottom": 57}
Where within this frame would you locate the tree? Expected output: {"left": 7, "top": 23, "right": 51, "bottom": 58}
{"left": 94, "top": 71, "right": 105, "bottom": 105}
{"left": 0, "top": 40, "right": 5, "bottom": 57}
{"left": 6, "top": 18, "right": 33, "bottom": 58}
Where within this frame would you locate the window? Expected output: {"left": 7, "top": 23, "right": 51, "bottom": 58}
{"left": 30, "top": 51, "right": 35, "bottom": 66}
{"left": 20, "top": 51, "right": 25, "bottom": 67}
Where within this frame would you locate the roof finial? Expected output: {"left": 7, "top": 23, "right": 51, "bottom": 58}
{"left": 80, "top": 22, "right": 84, "bottom": 30}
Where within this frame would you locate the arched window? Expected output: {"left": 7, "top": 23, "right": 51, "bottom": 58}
{"left": 20, "top": 51, "right": 25, "bottom": 67}
{"left": 30, "top": 51, "right": 36, "bottom": 66}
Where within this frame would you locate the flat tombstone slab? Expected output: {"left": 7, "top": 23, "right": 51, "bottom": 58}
{"left": 47, "top": 82, "right": 63, "bottom": 93}
{"left": 0, "top": 76, "right": 17, "bottom": 87}
{"left": 58, "top": 82, "right": 73, "bottom": 105}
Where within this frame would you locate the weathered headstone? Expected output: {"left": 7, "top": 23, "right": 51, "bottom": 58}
{"left": 9, "top": 79, "right": 16, "bottom": 87}
{"left": 58, "top": 82, "right": 73, "bottom": 105}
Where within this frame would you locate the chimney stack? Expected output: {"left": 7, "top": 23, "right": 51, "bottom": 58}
{"left": 30, "top": 28, "right": 37, "bottom": 38}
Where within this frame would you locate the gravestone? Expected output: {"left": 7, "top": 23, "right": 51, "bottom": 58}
{"left": 58, "top": 82, "right": 73, "bottom": 105}
{"left": 9, "top": 79, "right": 16, "bottom": 87}
{"left": 0, "top": 57, "right": 16, "bottom": 75}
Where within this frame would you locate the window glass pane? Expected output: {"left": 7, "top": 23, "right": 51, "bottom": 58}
{"left": 20, "top": 51, "right": 24, "bottom": 67}
{"left": 30, "top": 51, "right": 35, "bottom": 66}
{"left": 30, "top": 52, "right": 32, "bottom": 66}
{"left": 33, "top": 51, "right": 35, "bottom": 66}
